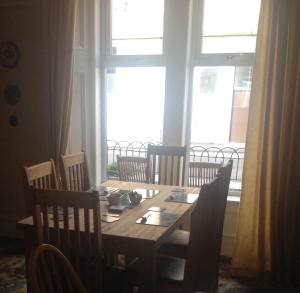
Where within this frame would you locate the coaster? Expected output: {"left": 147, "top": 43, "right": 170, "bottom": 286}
{"left": 133, "top": 189, "right": 160, "bottom": 199}
{"left": 136, "top": 211, "right": 179, "bottom": 227}
{"left": 165, "top": 193, "right": 199, "bottom": 204}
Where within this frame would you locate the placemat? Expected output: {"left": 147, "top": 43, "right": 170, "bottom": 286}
{"left": 165, "top": 192, "right": 199, "bottom": 204}
{"left": 136, "top": 211, "right": 179, "bottom": 227}
{"left": 133, "top": 188, "right": 160, "bottom": 199}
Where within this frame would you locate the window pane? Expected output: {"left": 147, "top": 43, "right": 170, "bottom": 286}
{"left": 106, "top": 67, "right": 165, "bottom": 142}
{"left": 191, "top": 66, "right": 252, "bottom": 144}
{"left": 202, "top": 36, "right": 256, "bottom": 54}
{"left": 230, "top": 67, "right": 252, "bottom": 143}
{"left": 111, "top": 0, "right": 164, "bottom": 55}
{"left": 191, "top": 67, "right": 235, "bottom": 143}
{"left": 202, "top": 0, "right": 261, "bottom": 53}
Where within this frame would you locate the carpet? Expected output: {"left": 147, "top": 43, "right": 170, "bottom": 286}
{"left": 0, "top": 238, "right": 297, "bottom": 293}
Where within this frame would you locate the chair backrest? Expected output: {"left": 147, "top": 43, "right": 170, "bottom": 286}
{"left": 33, "top": 189, "right": 102, "bottom": 292}
{"left": 146, "top": 144, "right": 187, "bottom": 186}
{"left": 60, "top": 152, "right": 90, "bottom": 191}
{"left": 215, "top": 160, "right": 233, "bottom": 241}
{"left": 24, "top": 159, "right": 59, "bottom": 215}
{"left": 24, "top": 159, "right": 59, "bottom": 189}
{"left": 117, "top": 156, "right": 148, "bottom": 183}
{"left": 29, "top": 244, "right": 88, "bottom": 293}
{"left": 184, "top": 161, "right": 233, "bottom": 292}
{"left": 188, "top": 161, "right": 221, "bottom": 187}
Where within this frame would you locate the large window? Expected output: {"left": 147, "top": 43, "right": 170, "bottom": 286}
{"left": 100, "top": 0, "right": 261, "bottom": 181}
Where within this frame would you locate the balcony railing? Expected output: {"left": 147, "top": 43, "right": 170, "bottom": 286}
{"left": 107, "top": 140, "right": 244, "bottom": 187}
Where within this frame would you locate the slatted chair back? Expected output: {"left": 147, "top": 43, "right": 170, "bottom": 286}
{"left": 188, "top": 161, "right": 221, "bottom": 187}
{"left": 24, "top": 159, "right": 59, "bottom": 215}
{"left": 117, "top": 156, "right": 148, "bottom": 183}
{"left": 146, "top": 144, "right": 187, "bottom": 186}
{"left": 60, "top": 152, "right": 90, "bottom": 191}
{"left": 29, "top": 244, "right": 88, "bottom": 293}
{"left": 24, "top": 159, "right": 59, "bottom": 189}
{"left": 184, "top": 159, "right": 233, "bottom": 292}
{"left": 33, "top": 189, "right": 102, "bottom": 293}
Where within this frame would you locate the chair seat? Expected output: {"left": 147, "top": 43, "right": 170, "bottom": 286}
{"left": 159, "top": 230, "right": 190, "bottom": 258}
{"left": 158, "top": 255, "right": 185, "bottom": 282}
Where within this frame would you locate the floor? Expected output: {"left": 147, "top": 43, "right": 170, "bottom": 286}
{"left": 0, "top": 238, "right": 297, "bottom": 293}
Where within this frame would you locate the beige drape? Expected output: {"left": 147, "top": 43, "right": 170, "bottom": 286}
{"left": 42, "top": 0, "right": 77, "bottom": 164}
{"left": 232, "top": 0, "right": 300, "bottom": 284}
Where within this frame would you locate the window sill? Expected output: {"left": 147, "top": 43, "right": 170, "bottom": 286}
{"left": 228, "top": 189, "right": 241, "bottom": 203}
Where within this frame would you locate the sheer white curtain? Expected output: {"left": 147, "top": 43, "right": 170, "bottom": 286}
{"left": 42, "top": 0, "right": 77, "bottom": 169}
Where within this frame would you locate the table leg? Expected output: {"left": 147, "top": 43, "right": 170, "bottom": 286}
{"left": 138, "top": 242, "right": 157, "bottom": 293}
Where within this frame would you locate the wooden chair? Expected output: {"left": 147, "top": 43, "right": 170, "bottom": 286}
{"left": 157, "top": 169, "right": 230, "bottom": 293}
{"left": 117, "top": 156, "right": 148, "bottom": 183}
{"left": 23, "top": 159, "right": 59, "bottom": 215}
{"left": 146, "top": 144, "right": 187, "bottom": 186}
{"left": 28, "top": 243, "right": 88, "bottom": 293}
{"left": 158, "top": 160, "right": 233, "bottom": 260}
{"left": 188, "top": 161, "right": 221, "bottom": 187}
{"left": 60, "top": 151, "right": 90, "bottom": 191}
{"left": 33, "top": 189, "right": 102, "bottom": 292}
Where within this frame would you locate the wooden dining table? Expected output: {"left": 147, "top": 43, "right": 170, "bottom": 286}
{"left": 17, "top": 180, "right": 200, "bottom": 293}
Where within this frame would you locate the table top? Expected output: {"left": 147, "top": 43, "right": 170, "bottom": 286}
{"left": 17, "top": 180, "right": 200, "bottom": 245}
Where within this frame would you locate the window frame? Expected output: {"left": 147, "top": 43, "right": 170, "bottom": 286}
{"left": 98, "top": 0, "right": 260, "bottom": 180}
{"left": 185, "top": 0, "right": 257, "bottom": 146}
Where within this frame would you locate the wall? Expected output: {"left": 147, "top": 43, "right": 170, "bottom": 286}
{"left": 0, "top": 0, "right": 49, "bottom": 237}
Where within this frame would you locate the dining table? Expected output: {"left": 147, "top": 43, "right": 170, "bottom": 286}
{"left": 17, "top": 180, "right": 200, "bottom": 293}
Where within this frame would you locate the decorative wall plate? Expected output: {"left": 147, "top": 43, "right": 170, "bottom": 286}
{"left": 4, "top": 84, "right": 21, "bottom": 105}
{"left": 0, "top": 42, "right": 20, "bottom": 68}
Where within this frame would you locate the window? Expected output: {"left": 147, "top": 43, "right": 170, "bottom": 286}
{"left": 190, "top": 0, "right": 260, "bottom": 145}
{"left": 103, "top": 0, "right": 166, "bottom": 145}
{"left": 99, "top": 0, "right": 261, "bottom": 183}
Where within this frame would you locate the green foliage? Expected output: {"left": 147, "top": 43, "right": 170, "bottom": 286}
{"left": 107, "top": 162, "right": 119, "bottom": 178}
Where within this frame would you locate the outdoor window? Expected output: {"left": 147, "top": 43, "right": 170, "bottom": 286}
{"left": 100, "top": 0, "right": 261, "bottom": 185}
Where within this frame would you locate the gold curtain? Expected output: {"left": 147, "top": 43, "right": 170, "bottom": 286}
{"left": 42, "top": 0, "right": 77, "bottom": 165}
{"left": 232, "top": 0, "right": 300, "bottom": 284}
